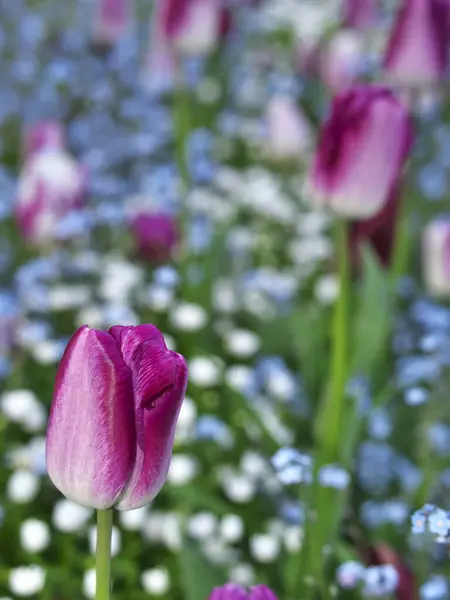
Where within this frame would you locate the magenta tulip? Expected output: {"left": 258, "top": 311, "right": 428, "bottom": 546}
{"left": 154, "top": 0, "right": 222, "bottom": 56}
{"left": 15, "top": 149, "right": 86, "bottom": 246}
{"left": 46, "top": 324, "right": 188, "bottom": 510}
{"left": 383, "top": 0, "right": 448, "bottom": 85}
{"left": 23, "top": 121, "right": 65, "bottom": 159}
{"left": 306, "top": 85, "right": 413, "bottom": 219}
{"left": 319, "top": 30, "right": 365, "bottom": 93}
{"left": 131, "top": 212, "right": 179, "bottom": 263}
{"left": 422, "top": 218, "right": 450, "bottom": 297}
{"left": 342, "top": 0, "right": 378, "bottom": 30}
{"left": 92, "top": 0, "right": 133, "bottom": 46}
{"left": 209, "top": 585, "right": 278, "bottom": 600}
{"left": 265, "top": 96, "right": 312, "bottom": 160}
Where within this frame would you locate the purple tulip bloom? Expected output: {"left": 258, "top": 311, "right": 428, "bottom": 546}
{"left": 131, "top": 212, "right": 179, "bottom": 264}
{"left": 92, "top": 0, "right": 133, "bottom": 46}
{"left": 423, "top": 218, "right": 450, "bottom": 297}
{"left": 15, "top": 150, "right": 87, "bottom": 246}
{"left": 383, "top": 0, "right": 449, "bottom": 85}
{"left": 209, "top": 584, "right": 278, "bottom": 600}
{"left": 306, "top": 85, "right": 413, "bottom": 219}
{"left": 46, "top": 324, "right": 188, "bottom": 510}
{"left": 23, "top": 122, "right": 65, "bottom": 159}
{"left": 342, "top": 0, "right": 378, "bottom": 30}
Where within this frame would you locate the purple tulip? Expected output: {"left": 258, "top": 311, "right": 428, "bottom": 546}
{"left": 423, "top": 218, "right": 450, "bottom": 297}
{"left": 209, "top": 584, "right": 278, "bottom": 600}
{"left": 154, "top": 0, "right": 222, "bottom": 56}
{"left": 15, "top": 149, "right": 87, "bottom": 246}
{"left": 131, "top": 212, "right": 179, "bottom": 263}
{"left": 23, "top": 121, "right": 65, "bottom": 159}
{"left": 383, "top": 0, "right": 449, "bottom": 85}
{"left": 342, "top": 0, "right": 378, "bottom": 30}
{"left": 46, "top": 324, "right": 188, "bottom": 510}
{"left": 265, "top": 96, "right": 312, "bottom": 160}
{"left": 306, "top": 85, "right": 413, "bottom": 219}
{"left": 319, "top": 30, "right": 365, "bottom": 93}
{"left": 92, "top": 0, "right": 133, "bottom": 46}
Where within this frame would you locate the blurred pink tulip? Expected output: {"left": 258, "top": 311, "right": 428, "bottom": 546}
{"left": 342, "top": 0, "right": 378, "bottom": 30}
{"left": 131, "top": 212, "right": 179, "bottom": 263}
{"left": 15, "top": 149, "right": 86, "bottom": 246}
{"left": 265, "top": 96, "right": 312, "bottom": 160}
{"left": 92, "top": 0, "right": 133, "bottom": 46}
{"left": 383, "top": 0, "right": 449, "bottom": 85}
{"left": 423, "top": 218, "right": 450, "bottom": 297}
{"left": 46, "top": 324, "right": 188, "bottom": 510}
{"left": 306, "top": 85, "right": 413, "bottom": 219}
{"left": 320, "top": 30, "right": 365, "bottom": 93}
{"left": 23, "top": 121, "right": 65, "bottom": 159}
{"left": 209, "top": 585, "right": 278, "bottom": 600}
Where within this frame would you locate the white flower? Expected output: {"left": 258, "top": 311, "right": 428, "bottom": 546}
{"left": 7, "top": 470, "right": 40, "bottom": 503}
{"left": 222, "top": 473, "right": 255, "bottom": 503}
{"left": 220, "top": 515, "right": 244, "bottom": 543}
{"left": 187, "top": 512, "right": 217, "bottom": 540}
{"left": 118, "top": 507, "right": 148, "bottom": 531}
{"left": 143, "top": 285, "right": 174, "bottom": 312}
{"left": 83, "top": 569, "right": 96, "bottom": 599}
{"left": 170, "top": 302, "right": 208, "bottom": 331}
{"left": 241, "top": 452, "right": 269, "bottom": 479}
{"left": 48, "top": 285, "right": 91, "bottom": 311}
{"left": 167, "top": 454, "right": 199, "bottom": 486}
{"left": 1, "top": 390, "right": 45, "bottom": 431}
{"left": 89, "top": 525, "right": 121, "bottom": 556}
{"left": 76, "top": 305, "right": 105, "bottom": 328}
{"left": 175, "top": 397, "right": 198, "bottom": 442}
{"left": 283, "top": 526, "right": 303, "bottom": 553}
{"left": 53, "top": 499, "right": 92, "bottom": 532}
{"left": 229, "top": 563, "right": 255, "bottom": 587}
{"left": 315, "top": 274, "right": 339, "bottom": 305}
{"left": 225, "top": 329, "right": 261, "bottom": 358}
{"left": 99, "top": 258, "right": 143, "bottom": 303}
{"left": 31, "top": 340, "right": 65, "bottom": 365}
{"left": 141, "top": 567, "right": 170, "bottom": 595}
{"left": 9, "top": 566, "right": 45, "bottom": 596}
{"left": 189, "top": 356, "right": 222, "bottom": 387}
{"left": 249, "top": 533, "right": 280, "bottom": 563}
{"left": 20, "top": 519, "right": 51, "bottom": 553}
{"left": 225, "top": 365, "right": 255, "bottom": 394}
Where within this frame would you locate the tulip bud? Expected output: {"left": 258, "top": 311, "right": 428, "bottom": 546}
{"left": 46, "top": 324, "right": 188, "bottom": 510}
{"left": 23, "top": 122, "right": 65, "bottom": 160}
{"left": 131, "top": 212, "right": 179, "bottom": 263}
{"left": 155, "top": 0, "right": 222, "bottom": 56}
{"left": 92, "top": 0, "right": 133, "bottom": 47}
{"left": 349, "top": 184, "right": 399, "bottom": 269}
{"left": 15, "top": 149, "right": 86, "bottom": 246}
{"left": 265, "top": 96, "right": 312, "bottom": 161}
{"left": 383, "top": 0, "right": 448, "bottom": 86}
{"left": 422, "top": 218, "right": 450, "bottom": 297}
{"left": 320, "top": 30, "right": 365, "bottom": 94}
{"left": 209, "top": 584, "right": 278, "bottom": 600}
{"left": 342, "top": 0, "right": 378, "bottom": 30}
{"left": 306, "top": 85, "right": 413, "bottom": 219}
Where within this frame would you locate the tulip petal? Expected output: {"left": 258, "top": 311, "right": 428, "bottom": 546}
{"left": 46, "top": 325, "right": 136, "bottom": 509}
{"left": 209, "top": 584, "right": 249, "bottom": 600}
{"left": 249, "top": 586, "right": 279, "bottom": 600}
{"left": 115, "top": 329, "right": 188, "bottom": 510}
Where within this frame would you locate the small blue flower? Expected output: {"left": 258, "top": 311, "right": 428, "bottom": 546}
{"left": 364, "top": 565, "right": 398, "bottom": 598}
{"left": 336, "top": 561, "right": 365, "bottom": 589}
{"left": 428, "top": 508, "right": 450, "bottom": 542}
{"left": 271, "top": 448, "right": 313, "bottom": 485}
{"left": 318, "top": 464, "right": 350, "bottom": 490}
{"left": 420, "top": 576, "right": 449, "bottom": 600}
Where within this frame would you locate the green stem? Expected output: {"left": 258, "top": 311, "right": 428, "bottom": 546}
{"left": 95, "top": 509, "right": 113, "bottom": 600}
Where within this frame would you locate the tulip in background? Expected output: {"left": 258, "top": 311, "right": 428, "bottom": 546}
{"left": 15, "top": 147, "right": 86, "bottom": 247}
{"left": 22, "top": 121, "right": 65, "bottom": 159}
{"left": 46, "top": 324, "right": 187, "bottom": 600}
{"left": 342, "top": 0, "right": 377, "bottom": 30}
{"left": 155, "top": 0, "right": 222, "bottom": 56}
{"left": 131, "top": 211, "right": 179, "bottom": 263}
{"left": 422, "top": 218, "right": 450, "bottom": 297}
{"left": 306, "top": 85, "right": 413, "bottom": 219}
{"left": 209, "top": 584, "right": 278, "bottom": 600}
{"left": 264, "top": 95, "right": 312, "bottom": 161}
{"left": 92, "top": 0, "right": 133, "bottom": 47}
{"left": 319, "top": 30, "right": 365, "bottom": 94}
{"left": 383, "top": 0, "right": 448, "bottom": 86}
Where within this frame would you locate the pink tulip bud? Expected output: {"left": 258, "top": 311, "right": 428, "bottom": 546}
{"left": 92, "top": 0, "right": 133, "bottom": 47}
{"left": 306, "top": 85, "right": 413, "bottom": 219}
{"left": 15, "top": 150, "right": 86, "bottom": 246}
{"left": 46, "top": 324, "right": 188, "bottom": 510}
{"left": 383, "top": 0, "right": 448, "bottom": 85}
{"left": 131, "top": 212, "right": 179, "bottom": 263}
{"left": 23, "top": 121, "right": 65, "bottom": 159}
{"left": 265, "top": 96, "right": 312, "bottom": 160}
{"left": 320, "top": 31, "right": 365, "bottom": 94}
{"left": 342, "top": 0, "right": 378, "bottom": 30}
{"left": 423, "top": 218, "right": 450, "bottom": 297}
{"left": 155, "top": 0, "right": 222, "bottom": 56}
{"left": 209, "top": 585, "right": 278, "bottom": 600}
{"left": 349, "top": 184, "right": 399, "bottom": 269}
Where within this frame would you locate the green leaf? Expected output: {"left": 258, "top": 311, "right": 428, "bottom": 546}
{"left": 178, "top": 536, "right": 226, "bottom": 600}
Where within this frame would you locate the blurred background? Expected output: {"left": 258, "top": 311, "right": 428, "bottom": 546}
{"left": 2, "top": 0, "right": 450, "bottom": 599}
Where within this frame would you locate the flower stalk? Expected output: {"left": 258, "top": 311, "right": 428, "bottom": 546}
{"left": 95, "top": 509, "right": 113, "bottom": 600}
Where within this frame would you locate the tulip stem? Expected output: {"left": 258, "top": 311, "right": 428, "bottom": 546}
{"left": 95, "top": 509, "right": 113, "bottom": 600}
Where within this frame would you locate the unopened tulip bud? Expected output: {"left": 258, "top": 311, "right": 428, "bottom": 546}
{"left": 423, "top": 218, "right": 450, "bottom": 297}
{"left": 306, "top": 85, "right": 413, "bottom": 219}
{"left": 23, "top": 122, "right": 65, "bottom": 159}
{"left": 383, "top": 0, "right": 448, "bottom": 86}
{"left": 131, "top": 212, "right": 179, "bottom": 263}
{"left": 265, "top": 96, "right": 312, "bottom": 161}
{"left": 46, "top": 324, "right": 188, "bottom": 510}
{"left": 92, "top": 0, "right": 133, "bottom": 47}
{"left": 155, "top": 0, "right": 222, "bottom": 56}
{"left": 15, "top": 149, "right": 86, "bottom": 246}
{"left": 342, "top": 0, "right": 378, "bottom": 30}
